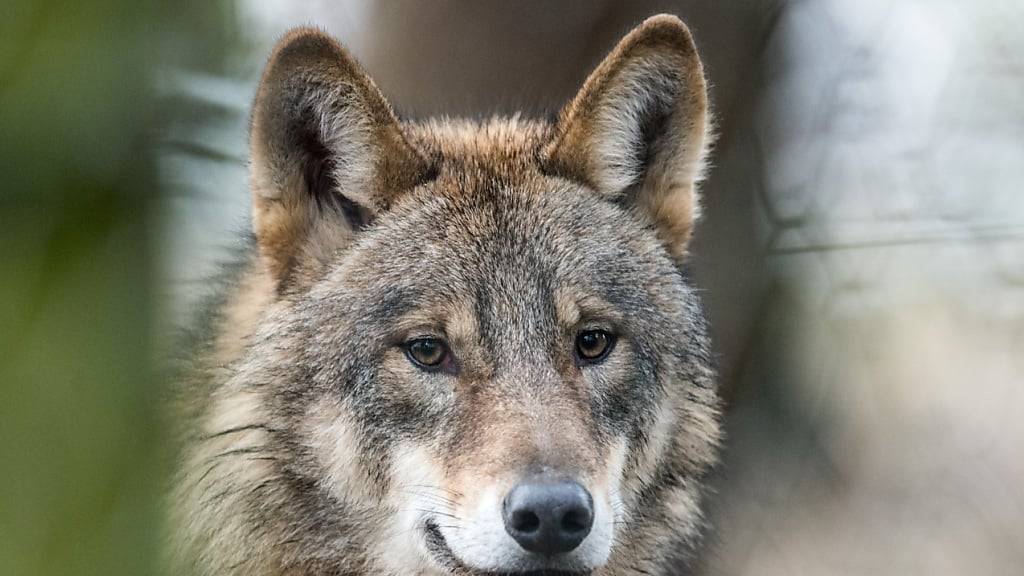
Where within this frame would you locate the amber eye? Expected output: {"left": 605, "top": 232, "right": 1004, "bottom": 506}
{"left": 405, "top": 337, "right": 449, "bottom": 370}
{"left": 575, "top": 329, "right": 615, "bottom": 363}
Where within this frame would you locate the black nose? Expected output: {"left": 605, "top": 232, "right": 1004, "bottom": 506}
{"left": 502, "top": 478, "right": 594, "bottom": 555}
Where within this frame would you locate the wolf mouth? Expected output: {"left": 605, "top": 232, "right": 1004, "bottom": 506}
{"left": 423, "top": 521, "right": 592, "bottom": 576}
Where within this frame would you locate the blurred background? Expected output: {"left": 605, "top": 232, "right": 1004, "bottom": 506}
{"left": 3, "top": 1, "right": 1022, "bottom": 575}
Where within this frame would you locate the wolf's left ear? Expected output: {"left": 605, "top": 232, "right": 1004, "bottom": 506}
{"left": 249, "top": 28, "right": 434, "bottom": 285}
{"left": 542, "top": 15, "right": 711, "bottom": 258}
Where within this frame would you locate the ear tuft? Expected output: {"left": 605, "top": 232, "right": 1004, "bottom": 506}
{"left": 542, "top": 14, "right": 711, "bottom": 258}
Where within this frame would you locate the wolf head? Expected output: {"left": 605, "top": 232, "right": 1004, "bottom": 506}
{"left": 177, "top": 14, "right": 720, "bottom": 576}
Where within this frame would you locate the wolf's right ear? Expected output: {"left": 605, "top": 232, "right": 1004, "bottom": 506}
{"left": 249, "top": 28, "right": 433, "bottom": 285}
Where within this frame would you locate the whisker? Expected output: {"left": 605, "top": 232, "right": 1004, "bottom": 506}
{"left": 412, "top": 509, "right": 460, "bottom": 520}
{"left": 199, "top": 423, "right": 279, "bottom": 441}
{"left": 406, "top": 484, "right": 463, "bottom": 497}
{"left": 210, "top": 446, "right": 272, "bottom": 461}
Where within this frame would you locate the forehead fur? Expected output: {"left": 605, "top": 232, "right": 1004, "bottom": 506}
{"left": 406, "top": 116, "right": 554, "bottom": 186}
{"left": 330, "top": 115, "right": 671, "bottom": 308}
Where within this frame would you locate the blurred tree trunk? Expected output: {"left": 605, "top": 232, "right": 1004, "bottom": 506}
{"left": 0, "top": 2, "right": 235, "bottom": 574}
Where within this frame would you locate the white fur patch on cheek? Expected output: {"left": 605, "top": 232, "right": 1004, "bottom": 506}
{"left": 373, "top": 443, "right": 449, "bottom": 575}
{"left": 582, "top": 438, "right": 629, "bottom": 566}
{"left": 628, "top": 401, "right": 677, "bottom": 506}
{"left": 302, "top": 398, "right": 375, "bottom": 505}
{"left": 606, "top": 437, "right": 630, "bottom": 522}
{"left": 440, "top": 483, "right": 525, "bottom": 571}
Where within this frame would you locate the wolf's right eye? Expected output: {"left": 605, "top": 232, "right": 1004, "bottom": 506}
{"left": 405, "top": 338, "right": 450, "bottom": 370}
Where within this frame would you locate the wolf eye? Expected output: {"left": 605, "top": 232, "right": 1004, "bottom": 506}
{"left": 575, "top": 329, "right": 615, "bottom": 363}
{"left": 405, "top": 338, "right": 450, "bottom": 370}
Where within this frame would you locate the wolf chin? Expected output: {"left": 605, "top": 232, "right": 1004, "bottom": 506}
{"left": 170, "top": 14, "right": 721, "bottom": 576}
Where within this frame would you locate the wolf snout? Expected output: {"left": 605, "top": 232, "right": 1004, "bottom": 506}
{"left": 502, "top": 478, "right": 595, "bottom": 555}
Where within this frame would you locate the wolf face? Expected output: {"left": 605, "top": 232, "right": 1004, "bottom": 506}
{"left": 173, "top": 15, "right": 720, "bottom": 576}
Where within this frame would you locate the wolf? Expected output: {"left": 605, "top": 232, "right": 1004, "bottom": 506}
{"left": 170, "top": 14, "right": 721, "bottom": 576}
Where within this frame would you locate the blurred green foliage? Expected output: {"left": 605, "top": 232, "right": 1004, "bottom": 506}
{"left": 0, "top": 1, "right": 236, "bottom": 574}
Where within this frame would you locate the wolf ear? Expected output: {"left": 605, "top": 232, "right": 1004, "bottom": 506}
{"left": 542, "top": 15, "right": 710, "bottom": 258}
{"left": 249, "top": 28, "right": 433, "bottom": 285}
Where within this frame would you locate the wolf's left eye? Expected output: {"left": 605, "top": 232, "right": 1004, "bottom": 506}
{"left": 575, "top": 329, "right": 616, "bottom": 363}
{"left": 405, "top": 337, "right": 450, "bottom": 370}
